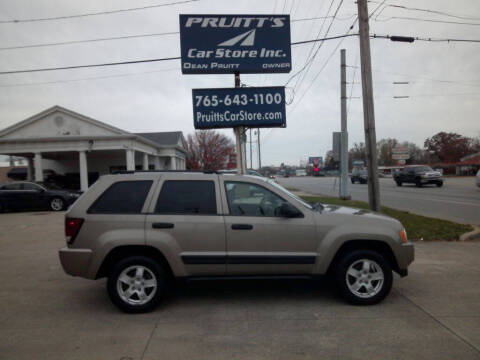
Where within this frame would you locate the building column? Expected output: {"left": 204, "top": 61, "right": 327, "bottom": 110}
{"left": 27, "top": 157, "right": 34, "bottom": 181}
{"left": 154, "top": 157, "right": 161, "bottom": 170}
{"left": 143, "top": 153, "right": 149, "bottom": 170}
{"left": 79, "top": 151, "right": 88, "bottom": 192}
{"left": 34, "top": 152, "right": 43, "bottom": 182}
{"left": 126, "top": 149, "right": 135, "bottom": 171}
{"left": 170, "top": 156, "right": 176, "bottom": 170}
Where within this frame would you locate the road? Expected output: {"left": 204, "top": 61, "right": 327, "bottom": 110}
{"left": 278, "top": 176, "right": 480, "bottom": 225}
{"left": 1, "top": 211, "right": 480, "bottom": 360}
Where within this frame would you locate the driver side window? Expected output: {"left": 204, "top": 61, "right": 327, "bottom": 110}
{"left": 225, "top": 182, "right": 286, "bottom": 217}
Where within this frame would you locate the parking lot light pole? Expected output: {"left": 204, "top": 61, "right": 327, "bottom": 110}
{"left": 357, "top": 0, "right": 381, "bottom": 212}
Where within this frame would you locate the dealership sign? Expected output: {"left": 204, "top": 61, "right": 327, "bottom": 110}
{"left": 179, "top": 15, "right": 291, "bottom": 74}
{"left": 308, "top": 157, "right": 323, "bottom": 166}
{"left": 192, "top": 86, "right": 286, "bottom": 129}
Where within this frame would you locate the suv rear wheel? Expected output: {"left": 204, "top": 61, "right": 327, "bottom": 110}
{"left": 334, "top": 249, "right": 392, "bottom": 305}
{"left": 107, "top": 256, "right": 167, "bottom": 313}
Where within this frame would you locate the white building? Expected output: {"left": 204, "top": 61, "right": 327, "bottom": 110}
{"left": 0, "top": 106, "right": 187, "bottom": 191}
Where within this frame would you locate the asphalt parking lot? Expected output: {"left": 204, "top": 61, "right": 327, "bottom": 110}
{"left": 278, "top": 176, "right": 480, "bottom": 225}
{"left": 1, "top": 211, "right": 479, "bottom": 360}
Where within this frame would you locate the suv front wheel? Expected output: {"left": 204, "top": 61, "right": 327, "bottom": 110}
{"left": 107, "top": 256, "right": 167, "bottom": 313}
{"left": 334, "top": 249, "right": 393, "bottom": 305}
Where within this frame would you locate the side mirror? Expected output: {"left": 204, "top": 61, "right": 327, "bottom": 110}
{"left": 279, "top": 203, "right": 303, "bottom": 218}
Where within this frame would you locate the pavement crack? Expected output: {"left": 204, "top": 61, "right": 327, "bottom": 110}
{"left": 395, "top": 289, "right": 480, "bottom": 355}
{"left": 140, "top": 316, "right": 161, "bottom": 360}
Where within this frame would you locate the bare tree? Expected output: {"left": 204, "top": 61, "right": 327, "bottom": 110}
{"left": 186, "top": 130, "right": 236, "bottom": 171}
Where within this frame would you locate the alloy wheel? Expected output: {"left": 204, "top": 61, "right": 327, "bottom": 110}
{"left": 116, "top": 265, "right": 157, "bottom": 306}
{"left": 346, "top": 259, "right": 384, "bottom": 298}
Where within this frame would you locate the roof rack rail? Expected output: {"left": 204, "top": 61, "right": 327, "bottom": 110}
{"left": 111, "top": 170, "right": 219, "bottom": 175}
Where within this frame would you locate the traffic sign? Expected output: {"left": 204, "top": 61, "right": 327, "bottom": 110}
{"left": 179, "top": 15, "right": 291, "bottom": 74}
{"left": 192, "top": 86, "right": 286, "bottom": 129}
{"left": 392, "top": 153, "right": 410, "bottom": 160}
{"left": 352, "top": 160, "right": 365, "bottom": 166}
{"left": 392, "top": 146, "right": 408, "bottom": 154}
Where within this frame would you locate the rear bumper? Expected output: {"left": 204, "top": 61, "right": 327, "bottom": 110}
{"left": 58, "top": 247, "right": 92, "bottom": 278}
{"left": 396, "top": 242, "right": 414, "bottom": 277}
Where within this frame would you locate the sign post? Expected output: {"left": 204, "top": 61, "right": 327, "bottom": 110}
{"left": 180, "top": 14, "right": 291, "bottom": 174}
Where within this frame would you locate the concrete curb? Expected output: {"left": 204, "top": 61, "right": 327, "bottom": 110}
{"left": 459, "top": 225, "right": 480, "bottom": 241}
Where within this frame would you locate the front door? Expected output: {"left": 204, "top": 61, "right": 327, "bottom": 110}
{"left": 145, "top": 175, "right": 226, "bottom": 276}
{"left": 221, "top": 180, "right": 318, "bottom": 275}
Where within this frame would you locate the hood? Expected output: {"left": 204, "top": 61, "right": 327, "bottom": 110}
{"left": 423, "top": 171, "right": 441, "bottom": 177}
{"left": 320, "top": 204, "right": 402, "bottom": 229}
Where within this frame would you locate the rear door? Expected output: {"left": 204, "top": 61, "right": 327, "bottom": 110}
{"left": 145, "top": 174, "right": 226, "bottom": 276}
{"left": 0, "top": 183, "right": 24, "bottom": 209}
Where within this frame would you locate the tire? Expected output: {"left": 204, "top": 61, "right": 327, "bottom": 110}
{"left": 107, "top": 256, "right": 167, "bottom": 313}
{"left": 436, "top": 182, "right": 443, "bottom": 187}
{"left": 49, "top": 197, "right": 65, "bottom": 211}
{"left": 351, "top": 179, "right": 355, "bottom": 184}
{"left": 415, "top": 180, "right": 422, "bottom": 187}
{"left": 0, "top": 201, "right": 4, "bottom": 213}
{"left": 396, "top": 181, "right": 402, "bottom": 187}
{"left": 334, "top": 249, "right": 393, "bottom": 305}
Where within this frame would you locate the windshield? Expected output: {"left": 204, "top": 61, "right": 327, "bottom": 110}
{"left": 41, "top": 182, "right": 63, "bottom": 190}
{"left": 267, "top": 179, "right": 313, "bottom": 210}
{"left": 415, "top": 166, "right": 434, "bottom": 173}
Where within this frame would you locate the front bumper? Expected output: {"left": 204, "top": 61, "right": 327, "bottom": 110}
{"left": 58, "top": 247, "right": 92, "bottom": 278}
{"left": 396, "top": 242, "right": 415, "bottom": 277}
{"left": 420, "top": 177, "right": 442, "bottom": 184}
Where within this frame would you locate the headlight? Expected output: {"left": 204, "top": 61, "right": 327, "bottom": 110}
{"left": 399, "top": 229, "right": 408, "bottom": 243}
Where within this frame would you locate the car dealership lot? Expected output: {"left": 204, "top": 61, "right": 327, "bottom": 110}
{"left": 1, "top": 211, "right": 479, "bottom": 360}
{"left": 278, "top": 176, "right": 480, "bottom": 225}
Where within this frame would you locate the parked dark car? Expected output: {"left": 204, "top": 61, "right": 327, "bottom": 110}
{"left": 351, "top": 169, "right": 368, "bottom": 184}
{"left": 0, "top": 181, "right": 81, "bottom": 212}
{"left": 393, "top": 165, "right": 443, "bottom": 187}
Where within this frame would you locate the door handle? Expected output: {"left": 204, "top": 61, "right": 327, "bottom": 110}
{"left": 152, "top": 222, "right": 174, "bottom": 229}
{"left": 231, "top": 224, "right": 253, "bottom": 230}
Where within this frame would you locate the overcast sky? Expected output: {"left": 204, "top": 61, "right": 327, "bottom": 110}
{"left": 0, "top": 0, "right": 479, "bottom": 167}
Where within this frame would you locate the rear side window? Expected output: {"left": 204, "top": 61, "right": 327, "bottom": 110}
{"left": 2, "top": 183, "right": 22, "bottom": 190}
{"left": 88, "top": 181, "right": 152, "bottom": 214}
{"left": 155, "top": 180, "right": 216, "bottom": 215}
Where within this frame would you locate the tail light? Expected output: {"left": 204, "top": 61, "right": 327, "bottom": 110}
{"left": 65, "top": 217, "right": 84, "bottom": 244}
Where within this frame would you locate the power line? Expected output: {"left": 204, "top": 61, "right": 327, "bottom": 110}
{"left": 0, "top": 0, "right": 200, "bottom": 24}
{"left": 285, "top": 0, "right": 337, "bottom": 87}
{"left": 0, "top": 31, "right": 179, "bottom": 51}
{"left": 0, "top": 15, "right": 357, "bottom": 52}
{"left": 372, "top": 2, "right": 480, "bottom": 21}
{"left": 0, "top": 56, "right": 181, "bottom": 75}
{"left": 374, "top": 16, "right": 480, "bottom": 26}
{"left": 1, "top": 33, "right": 480, "bottom": 75}
{"left": 372, "top": 34, "right": 480, "bottom": 43}
{"left": 0, "top": 68, "right": 179, "bottom": 87}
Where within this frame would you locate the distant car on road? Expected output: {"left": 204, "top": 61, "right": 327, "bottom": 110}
{"left": 393, "top": 165, "right": 443, "bottom": 187}
{"left": 476, "top": 169, "right": 480, "bottom": 188}
{"left": 0, "top": 181, "right": 80, "bottom": 212}
{"left": 351, "top": 169, "right": 368, "bottom": 184}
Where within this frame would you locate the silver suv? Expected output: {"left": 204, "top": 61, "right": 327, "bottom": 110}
{"left": 59, "top": 171, "right": 414, "bottom": 313}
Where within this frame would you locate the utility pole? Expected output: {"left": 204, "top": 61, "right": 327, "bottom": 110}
{"left": 357, "top": 0, "right": 381, "bottom": 211}
{"left": 234, "top": 72, "right": 246, "bottom": 174}
{"left": 249, "top": 128, "right": 253, "bottom": 171}
{"left": 340, "top": 49, "right": 351, "bottom": 200}
{"left": 257, "top": 128, "right": 262, "bottom": 170}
